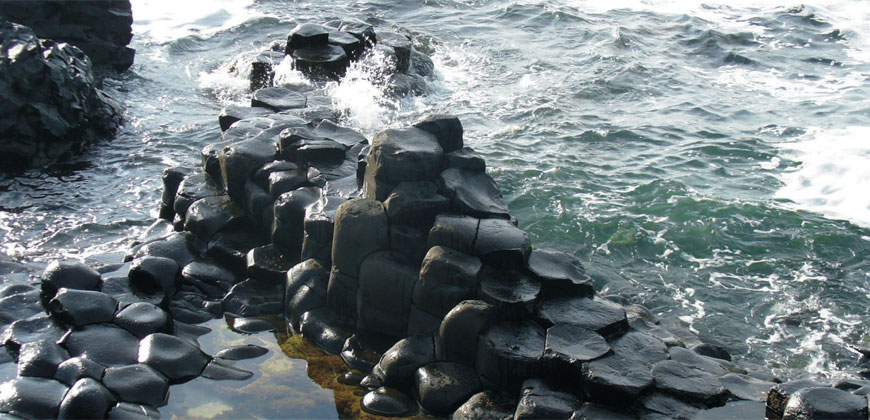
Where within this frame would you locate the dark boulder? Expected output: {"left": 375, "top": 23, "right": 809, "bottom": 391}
{"left": 413, "top": 246, "right": 481, "bottom": 319}
{"left": 537, "top": 296, "right": 629, "bottom": 338}
{"left": 57, "top": 377, "right": 116, "bottom": 420}
{"left": 312, "top": 119, "right": 367, "bottom": 148}
{"left": 377, "top": 31, "right": 412, "bottom": 73}
{"left": 131, "top": 232, "right": 200, "bottom": 268}
{"left": 340, "top": 334, "right": 384, "bottom": 372}
{"left": 54, "top": 356, "right": 106, "bottom": 387}
{"left": 298, "top": 307, "right": 353, "bottom": 354}
{"left": 451, "top": 390, "right": 516, "bottom": 420}
{"left": 231, "top": 317, "right": 276, "bottom": 334}
{"left": 286, "top": 282, "right": 328, "bottom": 329}
{"left": 330, "top": 199, "right": 389, "bottom": 278}
{"left": 17, "top": 339, "right": 68, "bottom": 378}
{"left": 159, "top": 167, "right": 190, "bottom": 220}
{"left": 102, "top": 364, "right": 168, "bottom": 407}
{"left": 651, "top": 360, "right": 729, "bottom": 406}
{"left": 0, "top": 377, "right": 69, "bottom": 419}
{"left": 249, "top": 50, "right": 283, "bottom": 90}
{"left": 356, "top": 251, "right": 417, "bottom": 338}
{"left": 694, "top": 400, "right": 764, "bottom": 420}
{"left": 692, "top": 343, "right": 732, "bottom": 362}
{"left": 292, "top": 44, "right": 350, "bottom": 79}
{"left": 328, "top": 31, "right": 364, "bottom": 60}
{"left": 272, "top": 187, "right": 322, "bottom": 257}
{"left": 543, "top": 324, "right": 611, "bottom": 370}
{"left": 173, "top": 173, "right": 225, "bottom": 219}
{"left": 439, "top": 168, "right": 510, "bottom": 219}
{"left": 337, "top": 19, "right": 376, "bottom": 46}
{"left": 384, "top": 181, "right": 450, "bottom": 228}
{"left": 478, "top": 266, "right": 541, "bottom": 320}
{"left": 285, "top": 23, "right": 329, "bottom": 52}
{"left": 214, "top": 344, "right": 268, "bottom": 361}
{"left": 428, "top": 214, "right": 479, "bottom": 255}
{"left": 184, "top": 195, "right": 244, "bottom": 241}
{"left": 527, "top": 249, "right": 594, "bottom": 298}
{"left": 718, "top": 373, "right": 774, "bottom": 402}
{"left": 138, "top": 333, "right": 210, "bottom": 383}
{"left": 766, "top": 379, "right": 830, "bottom": 417}
{"left": 219, "top": 105, "right": 274, "bottom": 132}
{"left": 638, "top": 392, "right": 700, "bottom": 419}
{"left": 514, "top": 378, "right": 582, "bottom": 420}
{"left": 365, "top": 127, "right": 444, "bottom": 201}
{"left": 181, "top": 261, "right": 236, "bottom": 297}
{"left": 0, "top": 290, "right": 43, "bottom": 331}
{"left": 302, "top": 196, "right": 347, "bottom": 263}
{"left": 476, "top": 320, "right": 546, "bottom": 391}
{"left": 222, "top": 278, "right": 284, "bottom": 317}
{"left": 246, "top": 245, "right": 294, "bottom": 284}
{"left": 40, "top": 260, "right": 101, "bottom": 302}
{"left": 781, "top": 387, "right": 867, "bottom": 420}
{"left": 414, "top": 362, "right": 482, "bottom": 416}
{"left": 668, "top": 346, "right": 727, "bottom": 376}
{"left": 49, "top": 288, "right": 117, "bottom": 327}
{"left": 436, "top": 300, "right": 495, "bottom": 364}
{"left": 219, "top": 137, "right": 277, "bottom": 204}
{"left": 61, "top": 324, "right": 140, "bottom": 367}
{"left": 285, "top": 259, "right": 329, "bottom": 306}
{"left": 1, "top": 316, "right": 66, "bottom": 358}
{"left": 581, "top": 354, "right": 654, "bottom": 404}
{"left": 611, "top": 330, "right": 669, "bottom": 367}
{"left": 0, "top": 1, "right": 134, "bottom": 71}
{"left": 361, "top": 387, "right": 415, "bottom": 417}
{"left": 251, "top": 87, "right": 307, "bottom": 112}
{"left": 413, "top": 115, "right": 463, "bottom": 153}
{"left": 128, "top": 256, "right": 179, "bottom": 302}
{"left": 445, "top": 147, "right": 486, "bottom": 172}
{"left": 0, "top": 21, "right": 122, "bottom": 172}
{"left": 374, "top": 335, "right": 436, "bottom": 388}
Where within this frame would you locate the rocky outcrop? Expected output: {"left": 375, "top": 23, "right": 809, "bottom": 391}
{"left": 0, "top": 0, "right": 135, "bottom": 72}
{"left": 0, "top": 20, "right": 122, "bottom": 172}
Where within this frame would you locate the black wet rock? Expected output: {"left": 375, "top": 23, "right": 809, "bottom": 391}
{"left": 201, "top": 359, "right": 254, "bottom": 381}
{"left": 1, "top": 316, "right": 65, "bottom": 357}
{"left": 214, "top": 344, "right": 268, "bottom": 361}
{"left": 428, "top": 214, "right": 479, "bottom": 255}
{"left": 0, "top": 21, "right": 122, "bottom": 172}
{"left": 40, "top": 261, "right": 101, "bottom": 302}
{"left": 389, "top": 224, "right": 431, "bottom": 266}
{"left": 581, "top": 354, "right": 654, "bottom": 404}
{"left": 361, "top": 387, "right": 415, "bottom": 417}
{"left": 527, "top": 249, "right": 594, "bottom": 298}
{"left": 0, "top": 377, "right": 69, "bottom": 419}
{"left": 107, "top": 402, "right": 161, "bottom": 419}
{"left": 17, "top": 339, "right": 69, "bottom": 378}
{"left": 543, "top": 324, "right": 611, "bottom": 370}
{"left": 299, "top": 307, "right": 352, "bottom": 354}
{"left": 251, "top": 87, "right": 307, "bottom": 112}
{"left": 312, "top": 119, "right": 367, "bottom": 148}
{"left": 356, "top": 251, "right": 418, "bottom": 338}
{"left": 445, "top": 147, "right": 486, "bottom": 172}
{"left": 285, "top": 258, "right": 329, "bottom": 304}
{"left": 668, "top": 346, "right": 730, "bottom": 376}
{"left": 326, "top": 266, "right": 358, "bottom": 318}
{"left": 330, "top": 199, "right": 389, "bottom": 278}
{"left": 246, "top": 245, "right": 293, "bottom": 284}
{"left": 57, "top": 377, "right": 116, "bottom": 420}
{"left": 102, "top": 364, "right": 168, "bottom": 407}
{"left": 337, "top": 19, "right": 376, "bottom": 46}
{"left": 436, "top": 300, "right": 495, "bottom": 364}
{"left": 54, "top": 356, "right": 106, "bottom": 386}
{"left": 718, "top": 373, "right": 773, "bottom": 402}
{"left": 220, "top": 137, "right": 277, "bottom": 204}
{"left": 514, "top": 378, "right": 582, "bottom": 420}
{"left": 439, "top": 168, "right": 509, "bottom": 219}
{"left": 415, "top": 362, "right": 482, "bottom": 416}
{"left": 340, "top": 334, "right": 385, "bottom": 372}
{"left": 268, "top": 169, "right": 309, "bottom": 198}
{"left": 61, "top": 324, "right": 140, "bottom": 367}
{"left": 287, "top": 280, "right": 328, "bottom": 329}
{"left": 377, "top": 31, "right": 412, "bottom": 73}
{"left": 292, "top": 44, "right": 350, "bottom": 79}
{"left": 476, "top": 320, "right": 545, "bottom": 391}
{"left": 537, "top": 296, "right": 629, "bottom": 338}
{"left": 128, "top": 256, "right": 179, "bottom": 302}
{"left": 219, "top": 105, "right": 274, "bottom": 132}
{"left": 766, "top": 379, "right": 830, "bottom": 417}
{"left": 451, "top": 390, "right": 516, "bottom": 420}
{"left": 652, "top": 360, "right": 729, "bottom": 406}
{"left": 374, "top": 335, "right": 436, "bottom": 389}
{"left": 407, "top": 304, "right": 443, "bottom": 337}
{"left": 413, "top": 115, "right": 463, "bottom": 154}
{"left": 694, "top": 400, "right": 765, "bottom": 420}
{"left": 611, "top": 330, "right": 669, "bottom": 367}
{"left": 638, "top": 392, "right": 700, "bottom": 419}
{"left": 478, "top": 266, "right": 541, "bottom": 320}
{"left": 181, "top": 261, "right": 236, "bottom": 297}
{"left": 0, "top": 290, "right": 43, "bottom": 331}
{"left": 281, "top": 136, "right": 346, "bottom": 168}
{"left": 384, "top": 181, "right": 450, "bottom": 228}
{"left": 48, "top": 288, "right": 117, "bottom": 327}
{"left": 365, "top": 127, "right": 444, "bottom": 201}
{"left": 249, "top": 49, "right": 282, "bottom": 91}
{"left": 272, "top": 187, "right": 322, "bottom": 257}
{"left": 159, "top": 167, "right": 190, "bottom": 220}
{"left": 222, "top": 278, "right": 284, "bottom": 317}
{"left": 782, "top": 387, "right": 868, "bottom": 420}
{"left": 285, "top": 23, "right": 329, "bottom": 52}
{"left": 413, "top": 246, "right": 481, "bottom": 319}
{"left": 360, "top": 374, "right": 383, "bottom": 390}
{"left": 692, "top": 343, "right": 732, "bottom": 362}
{"left": 328, "top": 31, "right": 364, "bottom": 60}
{"left": 302, "top": 196, "right": 347, "bottom": 263}
{"left": 138, "top": 333, "right": 209, "bottom": 382}
{"left": 131, "top": 231, "right": 202, "bottom": 268}
{"left": 231, "top": 317, "right": 276, "bottom": 334}
{"left": 173, "top": 173, "right": 224, "bottom": 218}
{"left": 184, "top": 195, "right": 244, "bottom": 240}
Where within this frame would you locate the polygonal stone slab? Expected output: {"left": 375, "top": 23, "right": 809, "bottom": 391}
{"left": 413, "top": 246, "right": 481, "bottom": 319}
{"left": 651, "top": 360, "right": 729, "bottom": 406}
{"left": 543, "top": 324, "right": 611, "bottom": 368}
{"left": 17, "top": 339, "right": 69, "bottom": 378}
{"left": 384, "top": 181, "right": 450, "bottom": 228}
{"left": 427, "top": 214, "right": 479, "bottom": 255}
{"left": 514, "top": 378, "right": 582, "bottom": 420}
{"left": 365, "top": 127, "right": 444, "bottom": 200}
{"left": 611, "top": 330, "right": 669, "bottom": 367}
{"left": 330, "top": 199, "right": 389, "bottom": 278}
{"left": 0, "top": 377, "right": 69, "bottom": 419}
{"left": 476, "top": 320, "right": 545, "bottom": 392}
{"left": 473, "top": 216, "right": 531, "bottom": 263}
{"left": 58, "top": 377, "right": 116, "bottom": 420}
{"left": 783, "top": 387, "right": 868, "bottom": 420}
{"left": 61, "top": 324, "right": 140, "bottom": 367}
{"left": 527, "top": 249, "right": 594, "bottom": 298}
{"left": 413, "top": 115, "right": 463, "bottom": 154}
{"left": 102, "top": 364, "right": 168, "bottom": 407}
{"left": 41, "top": 261, "right": 101, "bottom": 302}
{"left": 478, "top": 266, "right": 541, "bottom": 320}
{"left": 439, "top": 168, "right": 509, "bottom": 219}
{"left": 251, "top": 87, "right": 307, "bottom": 112}
{"left": 436, "top": 300, "right": 495, "bottom": 364}
{"left": 414, "top": 362, "right": 482, "bottom": 416}
{"left": 451, "top": 390, "right": 516, "bottom": 420}
{"left": 581, "top": 354, "right": 654, "bottom": 405}
{"left": 356, "top": 251, "right": 418, "bottom": 338}
{"left": 138, "top": 333, "right": 210, "bottom": 383}
{"left": 537, "top": 296, "right": 629, "bottom": 338}
{"left": 49, "top": 287, "right": 116, "bottom": 327}
{"left": 374, "top": 335, "right": 435, "bottom": 389}
{"left": 285, "top": 23, "right": 329, "bottom": 52}
{"left": 292, "top": 44, "right": 350, "bottom": 79}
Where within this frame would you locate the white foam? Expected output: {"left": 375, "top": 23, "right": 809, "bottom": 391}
{"left": 131, "top": 0, "right": 257, "bottom": 43}
{"left": 776, "top": 126, "right": 870, "bottom": 228}
{"left": 324, "top": 48, "right": 399, "bottom": 132}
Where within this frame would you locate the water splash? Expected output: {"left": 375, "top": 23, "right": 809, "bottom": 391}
{"left": 325, "top": 48, "right": 399, "bottom": 132}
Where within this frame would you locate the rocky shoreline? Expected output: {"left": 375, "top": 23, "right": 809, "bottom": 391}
{"left": 0, "top": 18, "right": 869, "bottom": 420}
